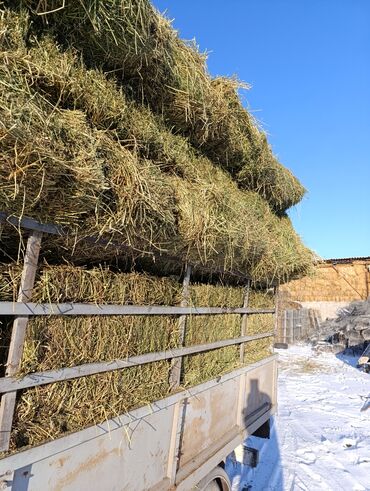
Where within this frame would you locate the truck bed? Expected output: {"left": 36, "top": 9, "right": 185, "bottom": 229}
{"left": 0, "top": 355, "right": 277, "bottom": 491}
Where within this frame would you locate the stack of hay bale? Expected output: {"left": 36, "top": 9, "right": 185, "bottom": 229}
{"left": 0, "top": 1, "right": 313, "bottom": 452}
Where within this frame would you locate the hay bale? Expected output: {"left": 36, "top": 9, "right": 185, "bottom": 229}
{"left": 170, "top": 161, "right": 312, "bottom": 283}
{"left": 91, "top": 135, "right": 178, "bottom": 253}
{"left": 2, "top": 265, "right": 180, "bottom": 450}
{"left": 235, "top": 130, "right": 305, "bottom": 213}
{"left": 0, "top": 263, "right": 275, "bottom": 450}
{"left": 3, "top": 3, "right": 305, "bottom": 212}
{"left": 12, "top": 364, "right": 171, "bottom": 450}
{"left": 181, "top": 77, "right": 305, "bottom": 212}
{"left": 183, "top": 284, "right": 274, "bottom": 385}
{"left": 183, "top": 283, "right": 243, "bottom": 386}
{"left": 0, "top": 8, "right": 313, "bottom": 283}
{"left": 249, "top": 215, "right": 313, "bottom": 284}
{"left": 245, "top": 290, "right": 274, "bottom": 364}
{"left": 0, "top": 23, "right": 178, "bottom": 253}
{"left": 0, "top": 85, "right": 105, "bottom": 227}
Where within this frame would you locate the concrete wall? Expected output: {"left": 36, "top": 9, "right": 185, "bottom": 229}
{"left": 299, "top": 301, "right": 348, "bottom": 321}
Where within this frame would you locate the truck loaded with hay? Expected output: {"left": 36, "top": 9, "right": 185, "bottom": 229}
{"left": 0, "top": 1, "right": 312, "bottom": 489}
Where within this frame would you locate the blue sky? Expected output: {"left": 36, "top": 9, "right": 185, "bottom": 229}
{"left": 152, "top": 0, "right": 370, "bottom": 259}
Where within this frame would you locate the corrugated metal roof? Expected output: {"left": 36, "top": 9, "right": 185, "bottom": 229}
{"left": 323, "top": 256, "right": 370, "bottom": 264}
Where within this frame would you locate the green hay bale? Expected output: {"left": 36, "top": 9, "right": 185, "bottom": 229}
{"left": 183, "top": 284, "right": 275, "bottom": 385}
{"left": 236, "top": 131, "right": 305, "bottom": 213}
{"left": 183, "top": 346, "right": 241, "bottom": 387}
{"left": 198, "top": 78, "right": 306, "bottom": 212}
{"left": 169, "top": 161, "right": 269, "bottom": 273}
{"left": 91, "top": 135, "right": 178, "bottom": 253}
{"left": 248, "top": 289, "right": 275, "bottom": 335}
{"left": 243, "top": 289, "right": 274, "bottom": 364}
{"left": 13, "top": 363, "right": 171, "bottom": 450}
{"left": 250, "top": 215, "right": 313, "bottom": 285}
{"left": 171, "top": 160, "right": 313, "bottom": 283}
{"left": 0, "top": 263, "right": 276, "bottom": 451}
{"left": 243, "top": 337, "right": 273, "bottom": 364}
{"left": 7, "top": 32, "right": 209, "bottom": 188}
{"left": 0, "top": 9, "right": 313, "bottom": 283}
{"left": 0, "top": 22, "right": 178, "bottom": 253}
{"left": 3, "top": 3, "right": 305, "bottom": 212}
{"left": 183, "top": 283, "right": 243, "bottom": 386}
{"left": 2, "top": 32, "right": 197, "bottom": 177}
{"left": 31, "top": 264, "right": 180, "bottom": 305}
{"left": 0, "top": 12, "right": 103, "bottom": 224}
{"left": 0, "top": 94, "right": 105, "bottom": 227}
{"left": 7, "top": 265, "right": 181, "bottom": 450}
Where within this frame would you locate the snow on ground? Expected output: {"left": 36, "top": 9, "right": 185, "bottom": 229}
{"left": 226, "top": 345, "right": 370, "bottom": 491}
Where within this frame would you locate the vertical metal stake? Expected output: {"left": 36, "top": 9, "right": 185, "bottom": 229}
{"left": 273, "top": 285, "right": 279, "bottom": 341}
{"left": 239, "top": 280, "right": 250, "bottom": 363}
{"left": 0, "top": 230, "right": 42, "bottom": 451}
{"left": 284, "top": 310, "right": 287, "bottom": 344}
{"left": 169, "top": 264, "right": 192, "bottom": 390}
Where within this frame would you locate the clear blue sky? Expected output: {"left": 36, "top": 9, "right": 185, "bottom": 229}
{"left": 152, "top": 0, "right": 370, "bottom": 259}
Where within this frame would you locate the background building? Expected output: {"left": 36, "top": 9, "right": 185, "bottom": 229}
{"left": 277, "top": 257, "right": 370, "bottom": 343}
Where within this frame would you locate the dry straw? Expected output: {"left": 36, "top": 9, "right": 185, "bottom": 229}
{"left": 5, "top": 1, "right": 305, "bottom": 212}
{"left": 0, "top": 9, "right": 313, "bottom": 283}
{"left": 0, "top": 265, "right": 180, "bottom": 449}
{"left": 0, "top": 3, "right": 312, "bottom": 454}
{"left": 0, "top": 264, "right": 273, "bottom": 451}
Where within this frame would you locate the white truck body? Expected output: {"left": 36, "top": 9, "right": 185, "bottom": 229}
{"left": 0, "top": 355, "right": 277, "bottom": 491}
{"left": 0, "top": 214, "right": 277, "bottom": 490}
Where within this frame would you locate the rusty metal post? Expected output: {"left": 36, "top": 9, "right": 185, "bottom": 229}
{"left": 169, "top": 264, "right": 192, "bottom": 390}
{"left": 0, "top": 230, "right": 42, "bottom": 451}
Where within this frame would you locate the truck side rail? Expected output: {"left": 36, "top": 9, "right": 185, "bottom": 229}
{"left": 0, "top": 302, "right": 274, "bottom": 317}
{"left": 0, "top": 332, "right": 273, "bottom": 393}
{"left": 0, "top": 212, "right": 276, "bottom": 454}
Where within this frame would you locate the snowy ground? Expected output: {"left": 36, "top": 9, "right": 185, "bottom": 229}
{"left": 226, "top": 345, "right": 370, "bottom": 491}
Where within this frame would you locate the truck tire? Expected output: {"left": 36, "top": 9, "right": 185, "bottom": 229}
{"left": 195, "top": 466, "right": 231, "bottom": 491}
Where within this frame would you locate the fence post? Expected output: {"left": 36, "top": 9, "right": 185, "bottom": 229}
{"left": 169, "top": 264, "right": 192, "bottom": 390}
{"left": 0, "top": 230, "right": 42, "bottom": 451}
{"left": 240, "top": 280, "right": 250, "bottom": 363}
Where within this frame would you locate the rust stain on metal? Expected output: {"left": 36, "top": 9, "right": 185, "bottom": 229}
{"left": 50, "top": 455, "right": 70, "bottom": 468}
{"left": 210, "top": 390, "right": 234, "bottom": 436}
{"left": 181, "top": 415, "right": 206, "bottom": 464}
{"left": 181, "top": 386, "right": 237, "bottom": 465}
{"left": 189, "top": 395, "right": 206, "bottom": 411}
{"left": 51, "top": 446, "right": 119, "bottom": 491}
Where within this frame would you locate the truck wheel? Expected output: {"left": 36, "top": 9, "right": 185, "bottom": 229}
{"left": 195, "top": 466, "right": 231, "bottom": 491}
